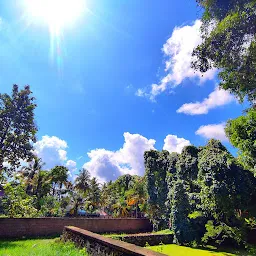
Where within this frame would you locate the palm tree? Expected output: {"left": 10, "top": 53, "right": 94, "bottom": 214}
{"left": 112, "top": 196, "right": 130, "bottom": 217}
{"left": 50, "top": 166, "right": 69, "bottom": 199}
{"left": 86, "top": 177, "right": 101, "bottom": 213}
{"left": 19, "top": 157, "right": 44, "bottom": 195}
{"left": 74, "top": 168, "right": 91, "bottom": 194}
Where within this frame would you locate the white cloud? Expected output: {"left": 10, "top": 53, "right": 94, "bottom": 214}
{"left": 177, "top": 87, "right": 235, "bottom": 115}
{"left": 195, "top": 123, "right": 228, "bottom": 141}
{"left": 66, "top": 160, "right": 77, "bottom": 177}
{"left": 136, "top": 89, "right": 146, "bottom": 97}
{"left": 163, "top": 135, "right": 191, "bottom": 153}
{"left": 33, "top": 135, "right": 77, "bottom": 171}
{"left": 136, "top": 20, "right": 217, "bottom": 101}
{"left": 83, "top": 132, "right": 156, "bottom": 183}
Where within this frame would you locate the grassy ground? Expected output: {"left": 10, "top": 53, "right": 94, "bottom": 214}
{"left": 149, "top": 244, "right": 256, "bottom": 256}
{"left": 0, "top": 238, "right": 87, "bottom": 256}
{"left": 104, "top": 229, "right": 174, "bottom": 237}
{"left": 152, "top": 229, "right": 174, "bottom": 235}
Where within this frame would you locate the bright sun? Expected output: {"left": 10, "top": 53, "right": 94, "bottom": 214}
{"left": 25, "top": 0, "right": 85, "bottom": 33}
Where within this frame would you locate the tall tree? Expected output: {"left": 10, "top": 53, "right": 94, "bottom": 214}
{"left": 225, "top": 107, "right": 256, "bottom": 173}
{"left": 0, "top": 85, "right": 37, "bottom": 175}
{"left": 197, "top": 139, "right": 256, "bottom": 246}
{"left": 86, "top": 177, "right": 101, "bottom": 213}
{"left": 144, "top": 150, "right": 169, "bottom": 230}
{"left": 50, "top": 166, "right": 68, "bottom": 198}
{"left": 192, "top": 0, "right": 256, "bottom": 103}
{"left": 19, "top": 157, "right": 44, "bottom": 195}
{"left": 74, "top": 168, "right": 91, "bottom": 194}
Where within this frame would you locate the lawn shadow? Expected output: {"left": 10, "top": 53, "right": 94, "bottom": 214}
{"left": 192, "top": 244, "right": 255, "bottom": 256}
{"left": 0, "top": 241, "right": 19, "bottom": 250}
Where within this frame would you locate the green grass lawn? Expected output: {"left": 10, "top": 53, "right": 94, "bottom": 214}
{"left": 152, "top": 229, "right": 174, "bottom": 235}
{"left": 149, "top": 244, "right": 256, "bottom": 256}
{"left": 0, "top": 238, "right": 87, "bottom": 256}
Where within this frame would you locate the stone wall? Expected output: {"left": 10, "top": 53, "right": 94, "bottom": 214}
{"left": 111, "top": 233, "right": 174, "bottom": 247}
{"left": 62, "top": 226, "right": 166, "bottom": 256}
{"left": 0, "top": 218, "right": 152, "bottom": 239}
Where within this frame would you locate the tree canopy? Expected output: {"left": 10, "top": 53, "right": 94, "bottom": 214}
{"left": 192, "top": 0, "right": 256, "bottom": 103}
{"left": 0, "top": 85, "right": 37, "bottom": 175}
{"left": 225, "top": 107, "right": 256, "bottom": 173}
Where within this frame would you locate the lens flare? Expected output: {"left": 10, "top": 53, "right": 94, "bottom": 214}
{"left": 25, "top": 0, "right": 85, "bottom": 33}
{"left": 24, "top": 0, "right": 86, "bottom": 74}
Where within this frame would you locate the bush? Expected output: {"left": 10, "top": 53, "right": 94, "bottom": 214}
{"left": 202, "top": 220, "right": 245, "bottom": 248}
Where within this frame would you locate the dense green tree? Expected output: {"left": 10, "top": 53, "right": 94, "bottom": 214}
{"left": 144, "top": 150, "right": 169, "bottom": 230}
{"left": 145, "top": 139, "right": 256, "bottom": 245}
{"left": 38, "top": 195, "right": 62, "bottom": 217}
{"left": 176, "top": 146, "right": 198, "bottom": 182}
{"left": 34, "top": 170, "right": 52, "bottom": 209}
{"left": 125, "top": 176, "right": 148, "bottom": 217}
{"left": 192, "top": 0, "right": 256, "bottom": 103}
{"left": 2, "top": 183, "right": 38, "bottom": 217}
{"left": 170, "top": 180, "right": 196, "bottom": 245}
{"left": 165, "top": 152, "right": 179, "bottom": 217}
{"left": 225, "top": 108, "right": 256, "bottom": 173}
{"left": 112, "top": 196, "right": 130, "bottom": 217}
{"left": 19, "top": 157, "right": 44, "bottom": 196}
{"left": 50, "top": 166, "right": 69, "bottom": 198}
{"left": 86, "top": 177, "right": 101, "bottom": 213}
{"left": 0, "top": 85, "right": 37, "bottom": 175}
{"left": 197, "top": 139, "right": 256, "bottom": 246}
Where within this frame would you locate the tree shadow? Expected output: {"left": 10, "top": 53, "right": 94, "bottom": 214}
{"left": 193, "top": 245, "right": 256, "bottom": 256}
{"left": 0, "top": 241, "right": 19, "bottom": 250}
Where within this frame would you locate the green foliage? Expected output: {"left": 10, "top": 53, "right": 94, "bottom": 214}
{"left": 2, "top": 183, "right": 38, "bottom": 217}
{"left": 188, "top": 211, "right": 203, "bottom": 220}
{"left": 170, "top": 180, "right": 198, "bottom": 245}
{"left": 245, "top": 217, "right": 256, "bottom": 228}
{"left": 49, "top": 165, "right": 69, "bottom": 198}
{"left": 145, "top": 139, "right": 256, "bottom": 246}
{"left": 19, "top": 157, "right": 45, "bottom": 196}
{"left": 85, "top": 177, "right": 101, "bottom": 213}
{"left": 198, "top": 139, "right": 256, "bottom": 221}
{"left": 144, "top": 150, "right": 170, "bottom": 230}
{"left": 202, "top": 220, "right": 244, "bottom": 247}
{"left": 38, "top": 195, "right": 62, "bottom": 217}
{"left": 0, "top": 85, "right": 37, "bottom": 175}
{"left": 75, "top": 168, "right": 91, "bottom": 193}
{"left": 225, "top": 107, "right": 256, "bottom": 173}
{"left": 100, "top": 174, "right": 147, "bottom": 218}
{"left": 192, "top": 0, "right": 256, "bottom": 103}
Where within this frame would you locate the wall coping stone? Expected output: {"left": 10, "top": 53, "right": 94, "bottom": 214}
{"left": 64, "top": 226, "right": 166, "bottom": 256}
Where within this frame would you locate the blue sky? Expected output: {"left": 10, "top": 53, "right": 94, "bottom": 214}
{"left": 0, "top": 0, "right": 249, "bottom": 183}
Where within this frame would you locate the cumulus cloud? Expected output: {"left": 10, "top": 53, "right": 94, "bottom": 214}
{"left": 83, "top": 132, "right": 156, "bottom": 184}
{"left": 66, "top": 160, "right": 77, "bottom": 177}
{"left": 195, "top": 123, "right": 228, "bottom": 142}
{"left": 136, "top": 20, "right": 217, "bottom": 101}
{"left": 33, "top": 135, "right": 77, "bottom": 173}
{"left": 163, "top": 135, "right": 191, "bottom": 153}
{"left": 177, "top": 87, "right": 235, "bottom": 115}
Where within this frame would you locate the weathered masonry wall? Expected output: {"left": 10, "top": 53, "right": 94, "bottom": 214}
{"left": 62, "top": 226, "right": 166, "bottom": 256}
{"left": 0, "top": 218, "right": 152, "bottom": 238}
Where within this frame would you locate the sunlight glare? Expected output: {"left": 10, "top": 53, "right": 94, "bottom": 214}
{"left": 25, "top": 0, "right": 85, "bottom": 33}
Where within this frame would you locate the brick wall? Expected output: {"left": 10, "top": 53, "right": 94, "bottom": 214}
{"left": 0, "top": 218, "right": 152, "bottom": 239}
{"left": 62, "top": 226, "right": 166, "bottom": 256}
